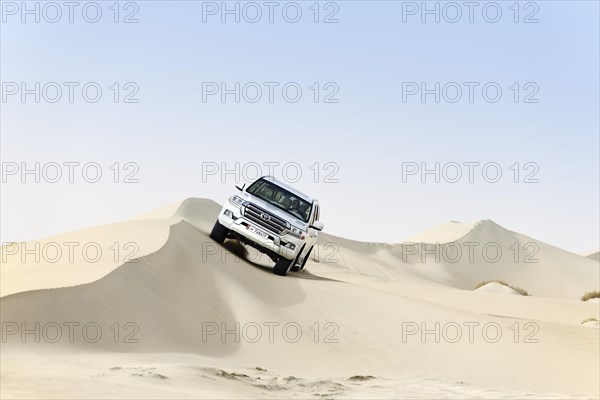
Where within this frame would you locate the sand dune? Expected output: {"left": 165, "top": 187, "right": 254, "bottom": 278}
{"left": 321, "top": 218, "right": 598, "bottom": 299}
{"left": 474, "top": 282, "right": 525, "bottom": 296}
{"left": 0, "top": 218, "right": 178, "bottom": 297}
{"left": 1, "top": 198, "right": 598, "bottom": 399}
{"left": 585, "top": 251, "right": 600, "bottom": 261}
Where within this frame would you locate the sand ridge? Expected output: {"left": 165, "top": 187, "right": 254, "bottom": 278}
{"left": 1, "top": 198, "right": 598, "bottom": 398}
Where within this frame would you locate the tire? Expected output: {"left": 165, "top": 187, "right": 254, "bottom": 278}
{"left": 296, "top": 245, "right": 313, "bottom": 272}
{"left": 274, "top": 247, "right": 302, "bottom": 276}
{"left": 209, "top": 220, "right": 229, "bottom": 244}
{"left": 291, "top": 244, "right": 309, "bottom": 272}
{"left": 273, "top": 257, "right": 293, "bottom": 276}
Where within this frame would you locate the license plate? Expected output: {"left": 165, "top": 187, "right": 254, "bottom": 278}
{"left": 248, "top": 225, "right": 268, "bottom": 238}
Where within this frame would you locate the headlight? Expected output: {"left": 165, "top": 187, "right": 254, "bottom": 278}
{"left": 229, "top": 195, "right": 246, "bottom": 207}
{"left": 289, "top": 226, "right": 305, "bottom": 238}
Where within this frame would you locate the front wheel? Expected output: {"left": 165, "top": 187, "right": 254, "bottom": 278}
{"left": 294, "top": 245, "right": 313, "bottom": 272}
{"left": 291, "top": 244, "right": 311, "bottom": 272}
{"left": 273, "top": 247, "right": 302, "bottom": 276}
{"left": 209, "top": 220, "right": 229, "bottom": 244}
{"left": 273, "top": 258, "right": 293, "bottom": 276}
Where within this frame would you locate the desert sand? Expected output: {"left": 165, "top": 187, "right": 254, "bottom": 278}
{"left": 1, "top": 198, "right": 599, "bottom": 399}
{"left": 585, "top": 251, "right": 600, "bottom": 262}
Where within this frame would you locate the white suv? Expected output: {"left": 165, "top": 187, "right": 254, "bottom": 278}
{"left": 210, "top": 176, "right": 324, "bottom": 276}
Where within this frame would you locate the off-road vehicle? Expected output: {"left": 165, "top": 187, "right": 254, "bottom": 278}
{"left": 210, "top": 176, "right": 324, "bottom": 276}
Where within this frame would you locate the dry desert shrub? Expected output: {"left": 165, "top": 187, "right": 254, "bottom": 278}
{"left": 581, "top": 317, "right": 598, "bottom": 324}
{"left": 580, "top": 290, "right": 600, "bottom": 301}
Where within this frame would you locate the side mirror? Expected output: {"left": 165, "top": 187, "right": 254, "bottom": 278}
{"left": 235, "top": 183, "right": 246, "bottom": 192}
{"left": 310, "top": 221, "right": 324, "bottom": 231}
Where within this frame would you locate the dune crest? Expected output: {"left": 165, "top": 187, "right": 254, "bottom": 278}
{"left": 474, "top": 282, "right": 524, "bottom": 296}
{"left": 584, "top": 251, "right": 600, "bottom": 261}
{"left": 1, "top": 198, "right": 598, "bottom": 399}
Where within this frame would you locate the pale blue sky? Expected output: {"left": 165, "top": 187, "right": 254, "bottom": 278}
{"left": 1, "top": 1, "right": 598, "bottom": 254}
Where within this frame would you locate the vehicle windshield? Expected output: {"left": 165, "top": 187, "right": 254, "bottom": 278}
{"left": 246, "top": 178, "right": 312, "bottom": 222}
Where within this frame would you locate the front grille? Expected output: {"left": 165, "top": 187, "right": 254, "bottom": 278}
{"left": 244, "top": 203, "right": 288, "bottom": 234}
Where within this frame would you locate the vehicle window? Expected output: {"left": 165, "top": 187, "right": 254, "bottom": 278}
{"left": 247, "top": 178, "right": 312, "bottom": 222}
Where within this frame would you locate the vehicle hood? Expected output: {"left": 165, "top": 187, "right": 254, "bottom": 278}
{"left": 239, "top": 192, "right": 308, "bottom": 228}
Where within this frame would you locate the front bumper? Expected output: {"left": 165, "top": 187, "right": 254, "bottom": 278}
{"left": 217, "top": 205, "right": 304, "bottom": 260}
